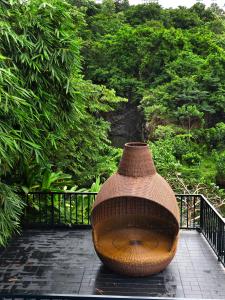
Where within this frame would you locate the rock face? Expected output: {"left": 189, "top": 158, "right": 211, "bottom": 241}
{"left": 107, "top": 102, "right": 144, "bottom": 148}
{"left": 216, "top": 175, "right": 225, "bottom": 189}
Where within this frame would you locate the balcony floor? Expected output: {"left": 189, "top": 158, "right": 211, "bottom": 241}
{"left": 0, "top": 229, "right": 225, "bottom": 299}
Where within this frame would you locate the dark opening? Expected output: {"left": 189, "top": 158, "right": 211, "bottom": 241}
{"left": 125, "top": 142, "right": 147, "bottom": 147}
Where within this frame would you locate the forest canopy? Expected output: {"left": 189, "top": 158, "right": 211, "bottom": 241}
{"left": 79, "top": 0, "right": 225, "bottom": 214}
{"left": 0, "top": 0, "right": 225, "bottom": 245}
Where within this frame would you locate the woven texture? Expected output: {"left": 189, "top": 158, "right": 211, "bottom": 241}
{"left": 91, "top": 142, "right": 179, "bottom": 277}
{"left": 118, "top": 142, "right": 156, "bottom": 177}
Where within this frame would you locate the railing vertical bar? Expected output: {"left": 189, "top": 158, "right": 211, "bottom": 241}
{"left": 51, "top": 193, "right": 54, "bottom": 226}
{"left": 213, "top": 209, "right": 216, "bottom": 248}
{"left": 204, "top": 200, "right": 206, "bottom": 234}
{"left": 208, "top": 206, "right": 210, "bottom": 240}
{"left": 212, "top": 210, "right": 215, "bottom": 251}
{"left": 25, "top": 193, "right": 29, "bottom": 226}
{"left": 70, "top": 194, "right": 72, "bottom": 225}
{"left": 180, "top": 196, "right": 183, "bottom": 228}
{"left": 45, "top": 194, "right": 48, "bottom": 224}
{"left": 200, "top": 196, "right": 203, "bottom": 232}
{"left": 186, "top": 196, "right": 189, "bottom": 229}
{"left": 193, "top": 195, "right": 196, "bottom": 228}
{"left": 58, "top": 194, "right": 61, "bottom": 224}
{"left": 38, "top": 193, "right": 41, "bottom": 224}
{"left": 32, "top": 193, "right": 35, "bottom": 224}
{"left": 215, "top": 216, "right": 218, "bottom": 253}
{"left": 209, "top": 206, "right": 211, "bottom": 240}
{"left": 206, "top": 204, "right": 208, "bottom": 238}
{"left": 81, "top": 195, "right": 84, "bottom": 224}
{"left": 208, "top": 205, "right": 211, "bottom": 239}
{"left": 214, "top": 215, "right": 216, "bottom": 251}
{"left": 212, "top": 209, "right": 214, "bottom": 246}
{"left": 222, "top": 223, "right": 225, "bottom": 264}
{"left": 205, "top": 203, "right": 207, "bottom": 237}
{"left": 218, "top": 217, "right": 221, "bottom": 255}
{"left": 87, "top": 194, "right": 90, "bottom": 224}
{"left": 75, "top": 194, "right": 78, "bottom": 224}
{"left": 64, "top": 193, "right": 66, "bottom": 224}
{"left": 217, "top": 217, "right": 220, "bottom": 256}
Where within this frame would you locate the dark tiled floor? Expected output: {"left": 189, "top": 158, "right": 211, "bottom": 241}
{"left": 0, "top": 230, "right": 225, "bottom": 298}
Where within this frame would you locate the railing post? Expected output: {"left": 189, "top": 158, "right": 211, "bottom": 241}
{"left": 199, "top": 195, "right": 204, "bottom": 233}
{"left": 51, "top": 193, "right": 54, "bottom": 226}
{"left": 222, "top": 224, "right": 225, "bottom": 265}
{"left": 217, "top": 221, "right": 224, "bottom": 262}
{"left": 21, "top": 193, "right": 29, "bottom": 228}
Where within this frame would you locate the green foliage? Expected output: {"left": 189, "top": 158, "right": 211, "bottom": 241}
{"left": 182, "top": 152, "right": 201, "bottom": 166}
{"left": 18, "top": 162, "right": 76, "bottom": 193}
{"left": 2, "top": 0, "right": 225, "bottom": 243}
{"left": 78, "top": 0, "right": 225, "bottom": 214}
{"left": 88, "top": 177, "right": 102, "bottom": 192}
{"left": 153, "top": 125, "right": 177, "bottom": 139}
{"left": 204, "top": 123, "right": 225, "bottom": 149}
{"left": 0, "top": 0, "right": 125, "bottom": 245}
{"left": 149, "top": 139, "right": 180, "bottom": 176}
{"left": 0, "top": 183, "right": 24, "bottom": 246}
{"left": 198, "top": 157, "right": 217, "bottom": 182}
{"left": 0, "top": 0, "right": 83, "bottom": 178}
{"left": 82, "top": 1, "right": 225, "bottom": 132}
{"left": 175, "top": 105, "right": 204, "bottom": 129}
{"left": 215, "top": 153, "right": 225, "bottom": 188}
{"left": 173, "top": 134, "right": 198, "bottom": 159}
{"left": 124, "top": 3, "right": 162, "bottom": 26}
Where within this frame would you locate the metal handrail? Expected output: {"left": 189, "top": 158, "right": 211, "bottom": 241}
{"left": 21, "top": 192, "right": 225, "bottom": 267}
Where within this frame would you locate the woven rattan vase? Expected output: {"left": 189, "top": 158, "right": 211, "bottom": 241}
{"left": 91, "top": 142, "right": 179, "bottom": 277}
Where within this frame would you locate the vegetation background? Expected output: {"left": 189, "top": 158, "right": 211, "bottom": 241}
{"left": 0, "top": 0, "right": 225, "bottom": 245}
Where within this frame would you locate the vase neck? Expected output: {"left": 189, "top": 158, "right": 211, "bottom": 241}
{"left": 118, "top": 142, "right": 156, "bottom": 177}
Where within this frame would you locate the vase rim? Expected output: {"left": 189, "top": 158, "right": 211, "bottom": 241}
{"left": 125, "top": 142, "right": 148, "bottom": 148}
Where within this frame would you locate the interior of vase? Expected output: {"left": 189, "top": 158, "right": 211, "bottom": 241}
{"left": 92, "top": 197, "right": 179, "bottom": 262}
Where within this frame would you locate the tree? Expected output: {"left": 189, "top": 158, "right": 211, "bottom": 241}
{"left": 114, "top": 0, "right": 129, "bottom": 12}
{"left": 124, "top": 3, "right": 162, "bottom": 26}
{"left": 0, "top": 0, "right": 125, "bottom": 246}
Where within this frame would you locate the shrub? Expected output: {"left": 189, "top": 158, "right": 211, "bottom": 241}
{"left": 182, "top": 152, "right": 201, "bottom": 165}
{"left": 149, "top": 139, "right": 180, "bottom": 176}
{"left": 0, "top": 183, "right": 24, "bottom": 246}
{"left": 205, "top": 123, "right": 225, "bottom": 149}
{"left": 173, "top": 134, "right": 197, "bottom": 159}
{"left": 215, "top": 153, "right": 225, "bottom": 188}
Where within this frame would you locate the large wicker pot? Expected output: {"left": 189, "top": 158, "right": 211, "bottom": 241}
{"left": 91, "top": 142, "right": 179, "bottom": 277}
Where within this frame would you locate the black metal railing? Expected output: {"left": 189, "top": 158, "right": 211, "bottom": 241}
{"left": 23, "top": 192, "right": 97, "bottom": 228}
{"left": 200, "top": 194, "right": 225, "bottom": 266}
{"left": 23, "top": 192, "right": 200, "bottom": 229}
{"left": 176, "top": 194, "right": 201, "bottom": 229}
{"left": 22, "top": 192, "right": 225, "bottom": 266}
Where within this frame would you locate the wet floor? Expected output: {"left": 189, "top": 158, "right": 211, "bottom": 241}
{"left": 0, "top": 230, "right": 225, "bottom": 298}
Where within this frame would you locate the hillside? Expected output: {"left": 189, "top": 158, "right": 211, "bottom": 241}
{"left": 0, "top": 0, "right": 225, "bottom": 245}
{"left": 79, "top": 0, "right": 225, "bottom": 214}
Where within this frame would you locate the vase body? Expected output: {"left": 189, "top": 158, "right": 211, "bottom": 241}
{"left": 91, "top": 142, "right": 179, "bottom": 277}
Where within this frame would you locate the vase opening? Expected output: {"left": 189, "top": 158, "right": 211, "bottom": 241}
{"left": 125, "top": 142, "right": 147, "bottom": 148}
